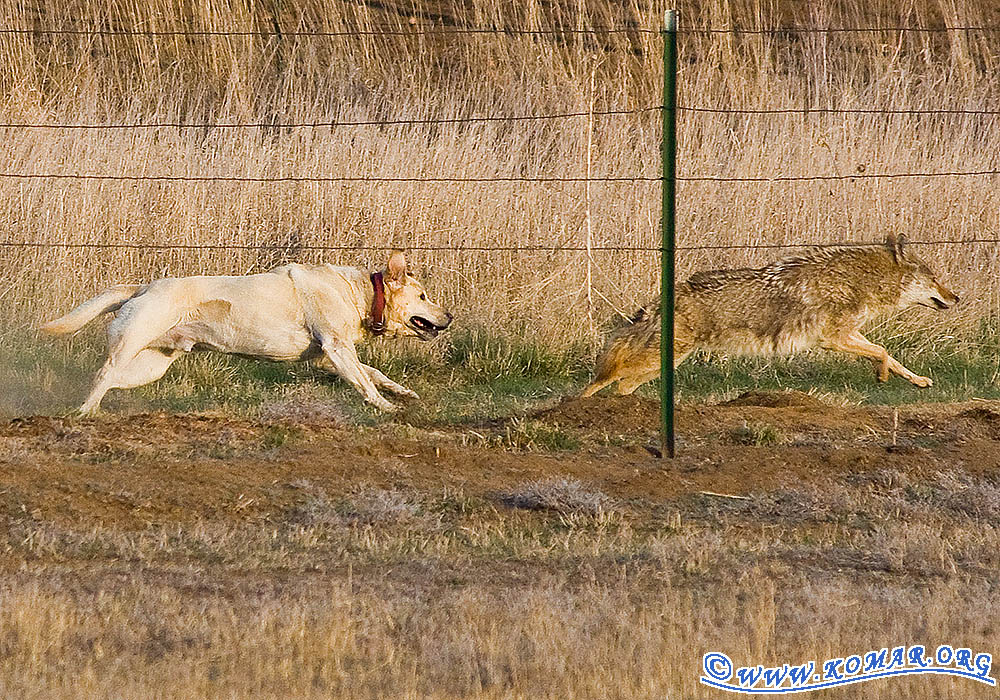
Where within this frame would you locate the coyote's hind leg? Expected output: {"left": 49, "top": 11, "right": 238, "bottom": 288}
{"left": 580, "top": 371, "right": 620, "bottom": 398}
{"left": 581, "top": 349, "right": 646, "bottom": 398}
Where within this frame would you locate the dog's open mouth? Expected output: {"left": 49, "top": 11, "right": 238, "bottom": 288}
{"left": 408, "top": 315, "right": 447, "bottom": 339}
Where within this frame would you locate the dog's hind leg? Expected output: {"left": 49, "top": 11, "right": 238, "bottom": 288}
{"left": 79, "top": 349, "right": 182, "bottom": 415}
{"left": 78, "top": 301, "right": 185, "bottom": 415}
{"left": 823, "top": 331, "right": 932, "bottom": 388}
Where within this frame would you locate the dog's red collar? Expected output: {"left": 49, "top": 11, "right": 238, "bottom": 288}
{"left": 367, "top": 271, "right": 387, "bottom": 335}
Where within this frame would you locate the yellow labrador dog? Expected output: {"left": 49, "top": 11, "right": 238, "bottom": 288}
{"left": 42, "top": 251, "right": 453, "bottom": 414}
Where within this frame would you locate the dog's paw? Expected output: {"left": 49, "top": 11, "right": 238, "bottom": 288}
{"left": 911, "top": 375, "right": 933, "bottom": 388}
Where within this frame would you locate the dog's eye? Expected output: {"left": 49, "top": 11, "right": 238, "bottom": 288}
{"left": 419, "top": 293, "right": 426, "bottom": 301}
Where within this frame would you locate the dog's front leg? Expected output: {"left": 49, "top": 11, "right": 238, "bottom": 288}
{"left": 361, "top": 363, "right": 420, "bottom": 399}
{"left": 320, "top": 342, "right": 398, "bottom": 412}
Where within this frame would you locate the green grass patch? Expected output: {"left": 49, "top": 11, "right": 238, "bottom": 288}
{"left": 442, "top": 326, "right": 589, "bottom": 381}
{"left": 672, "top": 341, "right": 1000, "bottom": 406}
{"left": 491, "top": 419, "right": 581, "bottom": 452}
{"left": 729, "top": 422, "right": 784, "bottom": 447}
{"left": 7, "top": 321, "right": 1000, "bottom": 422}
{"left": 0, "top": 325, "right": 592, "bottom": 422}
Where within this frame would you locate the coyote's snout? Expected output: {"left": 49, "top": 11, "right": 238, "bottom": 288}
{"left": 582, "top": 235, "right": 959, "bottom": 397}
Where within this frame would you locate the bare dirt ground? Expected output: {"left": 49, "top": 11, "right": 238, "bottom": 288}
{"left": 4, "top": 392, "right": 999, "bottom": 527}
{"left": 3, "top": 393, "right": 1000, "bottom": 698}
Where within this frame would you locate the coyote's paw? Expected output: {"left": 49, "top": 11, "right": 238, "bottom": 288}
{"left": 910, "top": 375, "right": 933, "bottom": 388}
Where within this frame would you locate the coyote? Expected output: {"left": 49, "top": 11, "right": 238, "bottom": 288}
{"left": 42, "top": 251, "right": 453, "bottom": 414}
{"left": 581, "top": 235, "right": 958, "bottom": 397}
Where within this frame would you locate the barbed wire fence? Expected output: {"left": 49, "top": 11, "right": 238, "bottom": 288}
{"left": 0, "top": 22, "right": 998, "bottom": 253}
{"left": 3, "top": 18, "right": 998, "bottom": 453}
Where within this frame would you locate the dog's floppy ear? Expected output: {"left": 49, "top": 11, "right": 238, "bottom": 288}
{"left": 386, "top": 250, "right": 407, "bottom": 288}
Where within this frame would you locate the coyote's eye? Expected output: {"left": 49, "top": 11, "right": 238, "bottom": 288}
{"left": 420, "top": 293, "right": 426, "bottom": 301}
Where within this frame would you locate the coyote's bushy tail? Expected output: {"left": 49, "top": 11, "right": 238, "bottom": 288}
{"left": 40, "top": 284, "right": 143, "bottom": 336}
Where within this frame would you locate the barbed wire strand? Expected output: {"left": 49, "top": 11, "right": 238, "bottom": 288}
{"left": 0, "top": 170, "right": 998, "bottom": 183}
{"left": 4, "top": 25, "right": 1000, "bottom": 37}
{"left": 0, "top": 107, "right": 658, "bottom": 130}
{"left": 0, "top": 27, "right": 655, "bottom": 37}
{"left": 676, "top": 239, "right": 1000, "bottom": 250}
{"left": 0, "top": 173, "right": 655, "bottom": 183}
{"left": 2, "top": 25, "right": 999, "bottom": 38}
{"left": 1, "top": 239, "right": 997, "bottom": 252}
{"left": 680, "top": 170, "right": 1000, "bottom": 182}
{"left": 4, "top": 105, "right": 1000, "bottom": 129}
{"left": 678, "top": 25, "right": 1000, "bottom": 34}
{"left": 678, "top": 106, "right": 1000, "bottom": 116}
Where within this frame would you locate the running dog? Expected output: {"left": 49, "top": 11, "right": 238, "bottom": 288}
{"left": 581, "top": 235, "right": 959, "bottom": 396}
{"left": 42, "top": 251, "right": 453, "bottom": 414}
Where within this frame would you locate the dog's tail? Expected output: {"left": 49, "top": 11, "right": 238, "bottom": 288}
{"left": 40, "top": 284, "right": 144, "bottom": 336}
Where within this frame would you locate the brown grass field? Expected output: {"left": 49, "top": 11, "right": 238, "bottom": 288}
{"left": 2, "top": 0, "right": 1000, "bottom": 346}
{"left": 2, "top": 0, "right": 1000, "bottom": 697}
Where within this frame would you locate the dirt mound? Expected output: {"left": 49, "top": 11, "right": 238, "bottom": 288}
{"left": 2, "top": 413, "right": 270, "bottom": 460}
{"left": 528, "top": 391, "right": 830, "bottom": 436}
{"left": 722, "top": 390, "right": 828, "bottom": 409}
{"left": 959, "top": 405, "right": 1000, "bottom": 424}
{"left": 956, "top": 404, "right": 1000, "bottom": 440}
{"left": 531, "top": 396, "right": 659, "bottom": 434}
{"left": 6, "top": 413, "right": 253, "bottom": 439}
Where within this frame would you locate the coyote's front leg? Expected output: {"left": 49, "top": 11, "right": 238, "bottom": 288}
{"left": 823, "top": 331, "right": 932, "bottom": 388}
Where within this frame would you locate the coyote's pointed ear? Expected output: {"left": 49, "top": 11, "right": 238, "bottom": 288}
{"left": 386, "top": 250, "right": 407, "bottom": 288}
{"left": 885, "top": 234, "right": 907, "bottom": 261}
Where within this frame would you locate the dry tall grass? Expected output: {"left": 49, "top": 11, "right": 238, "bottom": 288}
{"left": 2, "top": 471, "right": 999, "bottom": 698}
{"left": 1, "top": 0, "right": 998, "bottom": 350}
{"left": 3, "top": 572, "right": 996, "bottom": 699}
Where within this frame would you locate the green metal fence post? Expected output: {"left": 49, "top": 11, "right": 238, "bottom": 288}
{"left": 661, "top": 9, "right": 678, "bottom": 459}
